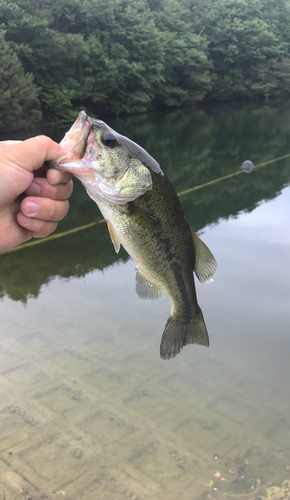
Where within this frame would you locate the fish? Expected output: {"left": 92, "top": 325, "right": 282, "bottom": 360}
{"left": 48, "top": 111, "right": 217, "bottom": 359}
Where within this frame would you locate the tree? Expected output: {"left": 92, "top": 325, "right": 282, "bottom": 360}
{"left": 151, "top": 0, "right": 212, "bottom": 107}
{"left": 79, "top": 0, "right": 165, "bottom": 114}
{"left": 2, "top": 0, "right": 290, "bottom": 127}
{"left": 184, "top": 0, "right": 290, "bottom": 100}
{"left": 0, "top": 30, "right": 41, "bottom": 132}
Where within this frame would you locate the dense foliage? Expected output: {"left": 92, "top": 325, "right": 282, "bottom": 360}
{"left": 1, "top": 0, "right": 290, "bottom": 130}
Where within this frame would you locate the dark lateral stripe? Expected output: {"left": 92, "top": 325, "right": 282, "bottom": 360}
{"left": 169, "top": 260, "right": 193, "bottom": 321}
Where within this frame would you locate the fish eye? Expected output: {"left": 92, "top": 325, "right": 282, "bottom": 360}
{"left": 101, "top": 133, "right": 117, "bottom": 147}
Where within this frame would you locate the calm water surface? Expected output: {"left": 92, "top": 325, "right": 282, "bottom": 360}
{"left": 1, "top": 102, "right": 290, "bottom": 500}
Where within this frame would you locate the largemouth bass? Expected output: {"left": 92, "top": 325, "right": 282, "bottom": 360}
{"left": 49, "top": 111, "right": 217, "bottom": 359}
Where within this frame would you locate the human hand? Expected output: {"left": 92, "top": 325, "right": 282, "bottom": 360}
{"left": 0, "top": 136, "right": 73, "bottom": 252}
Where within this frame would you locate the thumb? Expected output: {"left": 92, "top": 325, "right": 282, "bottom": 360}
{"left": 9, "top": 135, "right": 65, "bottom": 173}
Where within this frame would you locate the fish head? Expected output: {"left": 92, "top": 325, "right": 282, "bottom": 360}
{"left": 49, "top": 111, "right": 157, "bottom": 205}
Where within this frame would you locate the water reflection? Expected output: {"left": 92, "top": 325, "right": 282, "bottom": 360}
{"left": 1, "top": 102, "right": 290, "bottom": 499}
{"left": 0, "top": 217, "right": 128, "bottom": 302}
{"left": 1, "top": 102, "right": 290, "bottom": 302}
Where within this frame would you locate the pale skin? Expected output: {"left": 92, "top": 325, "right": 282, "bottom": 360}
{"left": 0, "top": 135, "right": 73, "bottom": 252}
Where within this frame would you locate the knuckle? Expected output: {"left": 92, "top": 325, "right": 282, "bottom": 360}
{"left": 47, "top": 169, "right": 72, "bottom": 189}
{"left": 33, "top": 222, "right": 58, "bottom": 238}
{"left": 49, "top": 186, "right": 59, "bottom": 201}
{"left": 62, "top": 181, "right": 73, "bottom": 200}
{"left": 46, "top": 168, "right": 60, "bottom": 186}
{"left": 45, "top": 200, "right": 59, "bottom": 220}
{"left": 59, "top": 200, "right": 70, "bottom": 220}
{"left": 35, "top": 135, "right": 51, "bottom": 145}
{"left": 47, "top": 199, "right": 69, "bottom": 221}
{"left": 68, "top": 180, "right": 74, "bottom": 197}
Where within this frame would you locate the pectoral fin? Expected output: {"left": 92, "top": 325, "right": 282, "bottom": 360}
{"left": 191, "top": 230, "right": 217, "bottom": 284}
{"left": 126, "top": 203, "right": 158, "bottom": 229}
{"left": 136, "top": 269, "right": 162, "bottom": 300}
{"left": 106, "top": 220, "right": 121, "bottom": 253}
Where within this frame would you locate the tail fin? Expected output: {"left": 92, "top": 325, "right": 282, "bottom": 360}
{"left": 160, "top": 309, "right": 209, "bottom": 360}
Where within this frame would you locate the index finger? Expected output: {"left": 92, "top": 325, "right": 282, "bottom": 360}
{"left": 46, "top": 168, "right": 73, "bottom": 186}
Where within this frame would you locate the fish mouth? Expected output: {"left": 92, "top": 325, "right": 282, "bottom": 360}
{"left": 47, "top": 111, "right": 92, "bottom": 171}
{"left": 60, "top": 111, "right": 91, "bottom": 160}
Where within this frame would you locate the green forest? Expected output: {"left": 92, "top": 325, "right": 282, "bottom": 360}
{"left": 1, "top": 0, "right": 290, "bottom": 131}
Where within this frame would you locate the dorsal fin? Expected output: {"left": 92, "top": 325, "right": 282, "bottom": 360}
{"left": 191, "top": 230, "right": 217, "bottom": 284}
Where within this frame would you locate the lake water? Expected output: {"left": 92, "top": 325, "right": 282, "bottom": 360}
{"left": 1, "top": 101, "right": 290, "bottom": 500}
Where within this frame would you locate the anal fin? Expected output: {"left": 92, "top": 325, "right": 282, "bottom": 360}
{"left": 136, "top": 269, "right": 162, "bottom": 300}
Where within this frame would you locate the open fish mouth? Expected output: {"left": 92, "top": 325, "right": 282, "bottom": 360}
{"left": 47, "top": 111, "right": 92, "bottom": 171}
{"left": 61, "top": 111, "right": 91, "bottom": 157}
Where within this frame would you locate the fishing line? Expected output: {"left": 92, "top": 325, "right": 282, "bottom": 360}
{"left": 177, "top": 153, "right": 290, "bottom": 197}
{"left": 1, "top": 152, "right": 290, "bottom": 255}
{"left": 0, "top": 220, "right": 104, "bottom": 254}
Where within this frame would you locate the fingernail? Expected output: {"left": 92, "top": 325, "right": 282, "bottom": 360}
{"left": 18, "top": 214, "right": 31, "bottom": 226}
{"left": 25, "top": 201, "right": 39, "bottom": 215}
{"left": 26, "top": 182, "right": 41, "bottom": 196}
